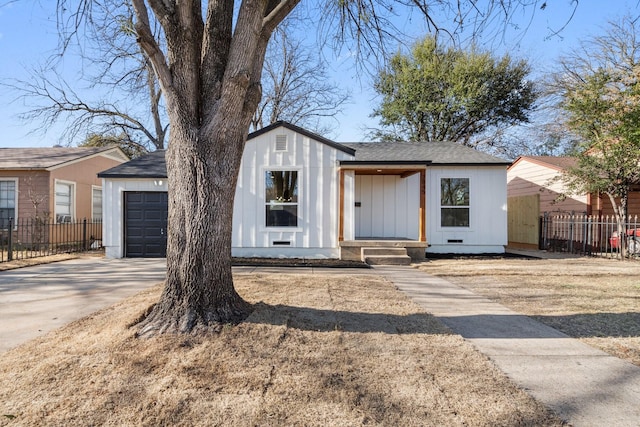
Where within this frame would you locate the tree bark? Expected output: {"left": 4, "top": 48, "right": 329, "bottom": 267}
{"left": 138, "top": 125, "right": 252, "bottom": 336}
{"left": 135, "top": 0, "right": 300, "bottom": 337}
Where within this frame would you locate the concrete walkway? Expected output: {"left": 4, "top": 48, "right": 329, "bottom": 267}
{"left": 375, "top": 266, "right": 640, "bottom": 427}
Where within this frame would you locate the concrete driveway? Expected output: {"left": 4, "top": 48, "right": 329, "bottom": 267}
{"left": 0, "top": 257, "right": 166, "bottom": 353}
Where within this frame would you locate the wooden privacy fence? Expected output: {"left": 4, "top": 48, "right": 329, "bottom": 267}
{"left": 540, "top": 213, "right": 639, "bottom": 258}
{"left": 0, "top": 218, "right": 102, "bottom": 263}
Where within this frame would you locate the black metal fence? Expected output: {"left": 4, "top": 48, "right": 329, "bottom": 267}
{"left": 540, "top": 213, "right": 640, "bottom": 258}
{"left": 0, "top": 218, "right": 102, "bottom": 263}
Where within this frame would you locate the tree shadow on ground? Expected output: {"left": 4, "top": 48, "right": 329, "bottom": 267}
{"left": 245, "top": 302, "right": 452, "bottom": 335}
{"left": 437, "top": 312, "right": 640, "bottom": 339}
{"left": 532, "top": 312, "right": 640, "bottom": 338}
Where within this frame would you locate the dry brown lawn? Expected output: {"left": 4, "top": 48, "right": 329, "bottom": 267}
{"left": 0, "top": 273, "right": 563, "bottom": 426}
{"left": 0, "top": 253, "right": 80, "bottom": 271}
{"left": 416, "top": 256, "right": 640, "bottom": 366}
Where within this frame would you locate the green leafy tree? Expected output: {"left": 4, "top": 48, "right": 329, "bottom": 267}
{"left": 551, "top": 15, "right": 640, "bottom": 255}
{"left": 371, "top": 35, "right": 538, "bottom": 150}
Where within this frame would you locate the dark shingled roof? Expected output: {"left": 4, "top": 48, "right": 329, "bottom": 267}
{"left": 98, "top": 127, "right": 509, "bottom": 179}
{"left": 342, "top": 141, "right": 510, "bottom": 165}
{"left": 0, "top": 146, "right": 127, "bottom": 169}
{"left": 98, "top": 150, "right": 167, "bottom": 178}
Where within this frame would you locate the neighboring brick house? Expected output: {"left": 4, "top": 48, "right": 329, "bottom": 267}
{"left": 0, "top": 146, "right": 128, "bottom": 227}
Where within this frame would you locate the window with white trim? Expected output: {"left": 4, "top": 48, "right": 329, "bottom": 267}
{"left": 0, "top": 179, "right": 17, "bottom": 228}
{"left": 440, "top": 178, "right": 470, "bottom": 227}
{"left": 265, "top": 170, "right": 298, "bottom": 227}
{"left": 92, "top": 187, "right": 102, "bottom": 221}
{"left": 55, "top": 181, "right": 74, "bottom": 223}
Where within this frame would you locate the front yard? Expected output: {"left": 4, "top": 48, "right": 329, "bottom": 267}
{"left": 0, "top": 272, "right": 563, "bottom": 426}
{"left": 416, "top": 256, "right": 640, "bottom": 366}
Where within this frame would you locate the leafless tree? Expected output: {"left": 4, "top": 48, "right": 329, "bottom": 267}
{"left": 251, "top": 26, "right": 351, "bottom": 133}
{"left": 5, "top": 2, "right": 167, "bottom": 150}
{"left": 50, "top": 0, "right": 563, "bottom": 336}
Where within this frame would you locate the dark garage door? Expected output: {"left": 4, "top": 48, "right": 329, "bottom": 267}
{"left": 124, "top": 191, "right": 168, "bottom": 257}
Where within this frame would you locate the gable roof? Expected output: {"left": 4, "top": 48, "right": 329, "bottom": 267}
{"left": 99, "top": 125, "right": 509, "bottom": 179}
{"left": 99, "top": 122, "right": 356, "bottom": 178}
{"left": 251, "top": 121, "right": 356, "bottom": 155}
{"left": 0, "top": 146, "right": 129, "bottom": 170}
{"left": 509, "top": 156, "right": 577, "bottom": 172}
{"left": 342, "top": 141, "right": 510, "bottom": 166}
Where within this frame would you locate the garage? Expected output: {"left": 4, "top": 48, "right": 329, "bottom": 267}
{"left": 124, "top": 191, "right": 168, "bottom": 257}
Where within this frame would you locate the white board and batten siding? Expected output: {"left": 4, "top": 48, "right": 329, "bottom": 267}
{"left": 102, "top": 178, "right": 168, "bottom": 258}
{"left": 232, "top": 127, "right": 355, "bottom": 258}
{"left": 426, "top": 166, "right": 507, "bottom": 254}
{"left": 355, "top": 174, "right": 420, "bottom": 240}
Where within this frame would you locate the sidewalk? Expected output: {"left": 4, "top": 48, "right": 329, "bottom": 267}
{"left": 375, "top": 265, "right": 640, "bottom": 427}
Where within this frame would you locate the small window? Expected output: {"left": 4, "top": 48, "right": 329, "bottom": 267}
{"left": 0, "top": 180, "right": 16, "bottom": 228}
{"left": 441, "top": 178, "right": 469, "bottom": 227}
{"left": 275, "top": 135, "right": 288, "bottom": 151}
{"left": 92, "top": 187, "right": 102, "bottom": 222}
{"left": 265, "top": 170, "right": 298, "bottom": 227}
{"left": 55, "top": 181, "right": 74, "bottom": 223}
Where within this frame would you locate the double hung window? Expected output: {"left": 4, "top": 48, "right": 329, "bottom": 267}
{"left": 55, "top": 181, "right": 74, "bottom": 223}
{"left": 0, "top": 180, "right": 16, "bottom": 228}
{"left": 440, "top": 178, "right": 470, "bottom": 227}
{"left": 265, "top": 170, "right": 298, "bottom": 227}
{"left": 92, "top": 187, "right": 102, "bottom": 221}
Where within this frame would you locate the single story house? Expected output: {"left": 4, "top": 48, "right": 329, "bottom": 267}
{"left": 99, "top": 122, "right": 509, "bottom": 260}
{"left": 0, "top": 146, "right": 128, "bottom": 226}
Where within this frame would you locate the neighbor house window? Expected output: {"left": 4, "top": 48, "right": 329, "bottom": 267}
{"left": 0, "top": 179, "right": 17, "bottom": 228}
{"left": 55, "top": 181, "right": 74, "bottom": 223}
{"left": 441, "top": 178, "right": 469, "bottom": 227}
{"left": 265, "top": 170, "right": 298, "bottom": 227}
{"left": 92, "top": 187, "right": 102, "bottom": 222}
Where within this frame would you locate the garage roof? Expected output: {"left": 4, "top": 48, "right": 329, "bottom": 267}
{"left": 98, "top": 150, "right": 167, "bottom": 178}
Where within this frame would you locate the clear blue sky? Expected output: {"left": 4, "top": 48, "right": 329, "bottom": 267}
{"left": 0, "top": 1, "right": 639, "bottom": 147}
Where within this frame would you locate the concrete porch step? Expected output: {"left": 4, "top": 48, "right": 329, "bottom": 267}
{"left": 362, "top": 247, "right": 411, "bottom": 265}
{"left": 361, "top": 247, "right": 408, "bottom": 257}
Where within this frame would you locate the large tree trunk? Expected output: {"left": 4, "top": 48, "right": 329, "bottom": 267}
{"left": 138, "top": 124, "right": 252, "bottom": 336}
{"left": 131, "top": 0, "right": 299, "bottom": 337}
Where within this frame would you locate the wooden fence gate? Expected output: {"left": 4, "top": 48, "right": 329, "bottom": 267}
{"left": 508, "top": 194, "right": 540, "bottom": 249}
